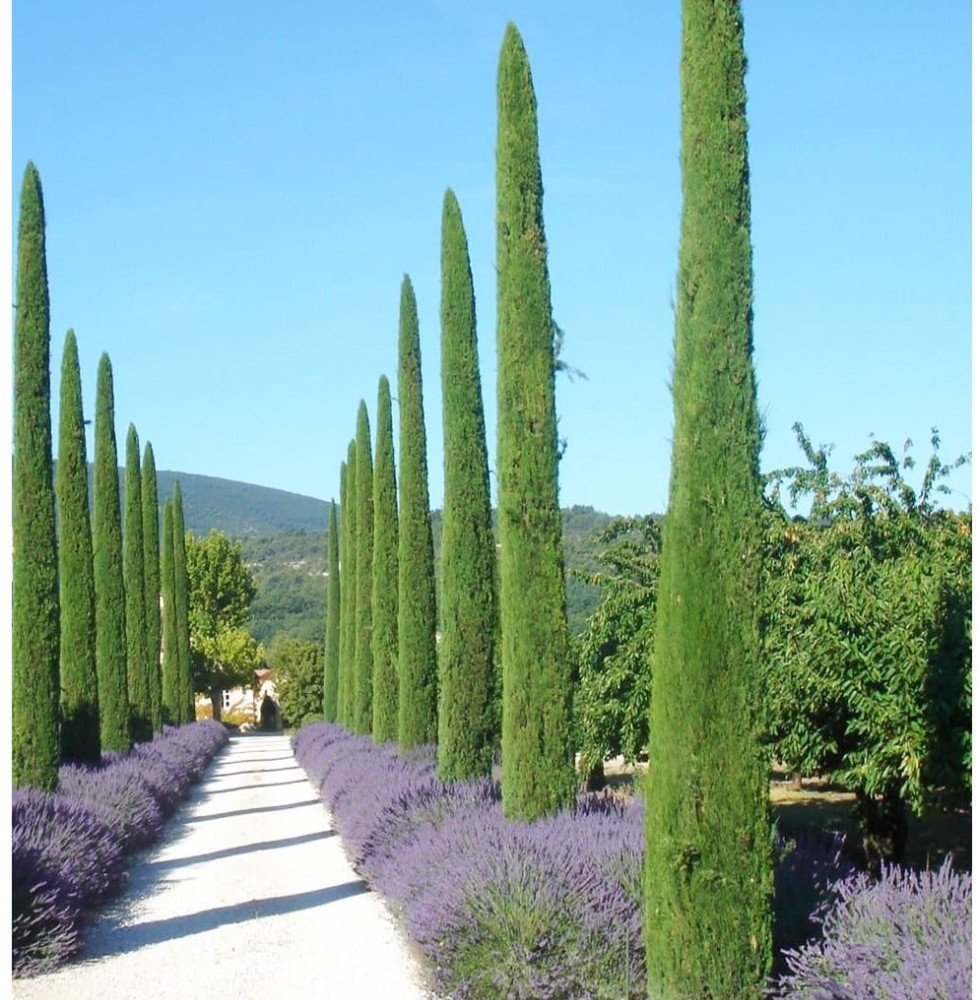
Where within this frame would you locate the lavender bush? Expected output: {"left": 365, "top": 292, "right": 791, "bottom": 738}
{"left": 295, "top": 723, "right": 970, "bottom": 1000}
{"left": 773, "top": 858, "right": 972, "bottom": 1000}
{"left": 12, "top": 721, "right": 228, "bottom": 977}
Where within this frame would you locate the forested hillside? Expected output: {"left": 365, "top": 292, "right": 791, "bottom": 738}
{"left": 237, "top": 504, "right": 618, "bottom": 646}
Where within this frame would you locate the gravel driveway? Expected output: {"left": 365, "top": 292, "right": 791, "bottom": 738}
{"left": 13, "top": 732, "right": 435, "bottom": 999}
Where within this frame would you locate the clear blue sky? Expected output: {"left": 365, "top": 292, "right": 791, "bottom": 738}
{"left": 11, "top": 1, "right": 972, "bottom": 516}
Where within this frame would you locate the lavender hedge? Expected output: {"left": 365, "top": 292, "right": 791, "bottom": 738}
{"left": 294, "top": 722, "right": 971, "bottom": 1000}
{"left": 12, "top": 721, "right": 228, "bottom": 977}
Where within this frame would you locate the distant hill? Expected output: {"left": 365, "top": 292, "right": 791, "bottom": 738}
{"left": 155, "top": 470, "right": 329, "bottom": 536}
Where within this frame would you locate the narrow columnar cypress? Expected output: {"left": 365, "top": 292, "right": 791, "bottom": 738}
{"left": 142, "top": 442, "right": 163, "bottom": 733}
{"left": 353, "top": 402, "right": 375, "bottom": 735}
{"left": 323, "top": 499, "right": 341, "bottom": 721}
{"left": 371, "top": 376, "right": 399, "bottom": 742}
{"left": 56, "top": 330, "right": 100, "bottom": 765}
{"left": 93, "top": 353, "right": 131, "bottom": 752}
{"left": 495, "top": 25, "right": 574, "bottom": 819}
{"left": 172, "top": 482, "right": 195, "bottom": 723}
{"left": 643, "top": 2, "right": 772, "bottom": 996}
{"left": 12, "top": 162, "right": 60, "bottom": 789}
{"left": 123, "top": 425, "right": 153, "bottom": 742}
{"left": 338, "top": 442, "right": 358, "bottom": 727}
{"left": 397, "top": 276, "right": 439, "bottom": 750}
{"left": 438, "top": 189, "right": 497, "bottom": 781}
{"left": 160, "top": 500, "right": 179, "bottom": 724}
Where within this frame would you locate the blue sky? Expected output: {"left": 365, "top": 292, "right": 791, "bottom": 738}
{"left": 11, "top": 1, "right": 972, "bottom": 516}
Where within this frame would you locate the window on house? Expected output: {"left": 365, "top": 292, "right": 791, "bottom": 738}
{"left": 222, "top": 690, "right": 233, "bottom": 710}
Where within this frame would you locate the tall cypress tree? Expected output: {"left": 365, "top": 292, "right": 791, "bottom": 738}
{"left": 644, "top": 2, "right": 772, "bottom": 996}
{"left": 371, "top": 376, "right": 399, "bottom": 743}
{"left": 124, "top": 425, "right": 153, "bottom": 742}
{"left": 142, "top": 441, "right": 163, "bottom": 733}
{"left": 496, "top": 25, "right": 574, "bottom": 819}
{"left": 339, "top": 441, "right": 358, "bottom": 727}
{"left": 323, "top": 499, "right": 341, "bottom": 721}
{"left": 93, "top": 353, "right": 131, "bottom": 752}
{"left": 160, "top": 499, "right": 179, "bottom": 725}
{"left": 353, "top": 401, "right": 374, "bottom": 735}
{"left": 172, "top": 482, "right": 195, "bottom": 723}
{"left": 12, "top": 162, "right": 60, "bottom": 789}
{"left": 397, "top": 275, "right": 439, "bottom": 750}
{"left": 56, "top": 330, "right": 100, "bottom": 765}
{"left": 438, "top": 189, "right": 498, "bottom": 781}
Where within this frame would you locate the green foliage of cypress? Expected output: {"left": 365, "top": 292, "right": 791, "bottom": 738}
{"left": 438, "top": 190, "right": 498, "bottom": 781}
{"left": 160, "top": 499, "right": 180, "bottom": 725}
{"left": 353, "top": 402, "right": 375, "bottom": 735}
{"left": 172, "top": 482, "right": 195, "bottom": 723}
{"left": 93, "top": 353, "right": 131, "bottom": 753}
{"left": 371, "top": 376, "right": 399, "bottom": 743}
{"left": 323, "top": 499, "right": 341, "bottom": 721}
{"left": 397, "top": 276, "right": 439, "bottom": 750}
{"left": 13, "top": 162, "right": 61, "bottom": 789}
{"left": 495, "top": 26, "right": 574, "bottom": 819}
{"left": 643, "top": 2, "right": 772, "bottom": 996}
{"left": 338, "top": 442, "right": 358, "bottom": 727}
{"left": 56, "top": 330, "right": 100, "bottom": 765}
{"left": 124, "top": 426, "right": 153, "bottom": 742}
{"left": 142, "top": 441, "right": 163, "bottom": 733}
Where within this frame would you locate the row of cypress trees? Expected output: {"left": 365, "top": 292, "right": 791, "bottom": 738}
{"left": 320, "top": 7, "right": 773, "bottom": 996}
{"left": 320, "top": 24, "right": 571, "bottom": 820}
{"left": 12, "top": 162, "right": 196, "bottom": 793}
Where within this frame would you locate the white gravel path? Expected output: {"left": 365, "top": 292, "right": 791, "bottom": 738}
{"left": 13, "top": 733, "right": 436, "bottom": 1000}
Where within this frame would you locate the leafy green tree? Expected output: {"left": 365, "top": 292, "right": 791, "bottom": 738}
{"left": 495, "top": 25, "right": 574, "bottom": 819}
{"left": 763, "top": 426, "right": 971, "bottom": 870}
{"left": 185, "top": 529, "right": 261, "bottom": 720}
{"left": 574, "top": 516, "right": 660, "bottom": 782}
{"left": 397, "top": 275, "right": 439, "bottom": 750}
{"left": 438, "top": 189, "right": 498, "bottom": 780}
{"left": 372, "top": 377, "right": 399, "bottom": 742}
{"left": 142, "top": 441, "right": 163, "bottom": 732}
{"left": 269, "top": 636, "right": 325, "bottom": 727}
{"left": 323, "top": 500, "right": 341, "bottom": 721}
{"left": 339, "top": 443, "right": 358, "bottom": 728}
{"left": 13, "top": 162, "right": 60, "bottom": 789}
{"left": 56, "top": 330, "right": 100, "bottom": 765}
{"left": 93, "top": 354, "right": 131, "bottom": 752}
{"left": 644, "top": 2, "right": 772, "bottom": 995}
{"left": 354, "top": 401, "right": 375, "bottom": 735}
{"left": 172, "top": 482, "right": 195, "bottom": 722}
{"left": 160, "top": 500, "right": 180, "bottom": 724}
{"left": 124, "top": 425, "right": 153, "bottom": 742}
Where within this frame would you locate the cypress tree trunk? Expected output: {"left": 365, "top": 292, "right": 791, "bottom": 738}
{"left": 371, "top": 376, "right": 399, "bottom": 743}
{"left": 142, "top": 441, "right": 163, "bottom": 733}
{"left": 124, "top": 425, "right": 153, "bottom": 742}
{"left": 323, "top": 499, "right": 341, "bottom": 721}
{"left": 338, "top": 442, "right": 357, "bottom": 727}
{"left": 354, "top": 402, "right": 374, "bottom": 735}
{"left": 496, "top": 25, "right": 574, "bottom": 819}
{"left": 643, "top": 2, "right": 772, "bottom": 996}
{"left": 93, "top": 354, "right": 131, "bottom": 753}
{"left": 172, "top": 482, "right": 195, "bottom": 723}
{"left": 160, "top": 499, "right": 179, "bottom": 725}
{"left": 13, "top": 162, "right": 60, "bottom": 789}
{"left": 56, "top": 329, "right": 100, "bottom": 765}
{"left": 397, "top": 275, "right": 439, "bottom": 750}
{"left": 438, "top": 189, "right": 497, "bottom": 781}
